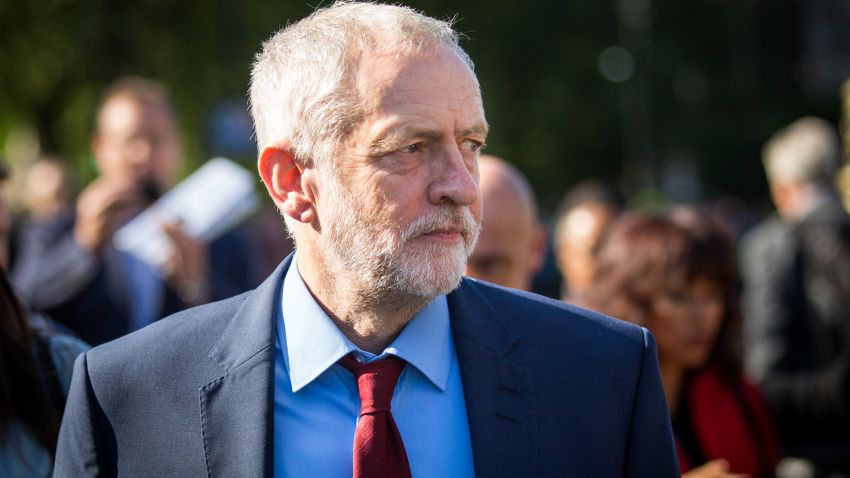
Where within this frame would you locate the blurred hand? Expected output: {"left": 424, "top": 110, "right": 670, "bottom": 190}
{"left": 73, "top": 177, "right": 144, "bottom": 252}
{"left": 684, "top": 460, "right": 750, "bottom": 478}
{"left": 162, "top": 220, "right": 210, "bottom": 305}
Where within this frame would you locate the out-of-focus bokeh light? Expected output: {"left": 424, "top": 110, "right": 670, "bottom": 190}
{"left": 598, "top": 46, "right": 635, "bottom": 83}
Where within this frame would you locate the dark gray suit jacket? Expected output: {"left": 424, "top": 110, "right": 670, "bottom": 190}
{"left": 54, "top": 255, "right": 678, "bottom": 477}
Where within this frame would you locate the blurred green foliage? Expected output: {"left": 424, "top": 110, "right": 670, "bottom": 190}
{"left": 0, "top": 0, "right": 844, "bottom": 214}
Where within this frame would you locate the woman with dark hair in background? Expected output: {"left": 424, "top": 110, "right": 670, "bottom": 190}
{"left": 581, "top": 209, "right": 782, "bottom": 478}
{"left": 0, "top": 258, "right": 88, "bottom": 475}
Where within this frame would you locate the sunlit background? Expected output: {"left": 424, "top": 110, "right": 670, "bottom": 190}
{"left": 1, "top": 0, "right": 849, "bottom": 216}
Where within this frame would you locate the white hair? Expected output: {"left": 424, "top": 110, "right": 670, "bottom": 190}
{"left": 763, "top": 117, "right": 842, "bottom": 186}
{"left": 249, "top": 1, "right": 472, "bottom": 171}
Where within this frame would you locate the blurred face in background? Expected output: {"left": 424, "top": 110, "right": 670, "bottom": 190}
{"left": 465, "top": 196, "right": 532, "bottom": 289}
{"left": 23, "top": 159, "right": 71, "bottom": 219}
{"left": 92, "top": 94, "right": 181, "bottom": 190}
{"left": 582, "top": 212, "right": 736, "bottom": 377}
{"left": 649, "top": 276, "right": 724, "bottom": 371}
{"left": 465, "top": 156, "right": 544, "bottom": 291}
{"left": 556, "top": 202, "right": 618, "bottom": 299}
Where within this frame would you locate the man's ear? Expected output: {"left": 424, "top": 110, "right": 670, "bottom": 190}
{"left": 258, "top": 146, "right": 316, "bottom": 224}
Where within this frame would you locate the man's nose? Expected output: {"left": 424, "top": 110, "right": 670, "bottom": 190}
{"left": 124, "top": 138, "right": 158, "bottom": 178}
{"left": 126, "top": 138, "right": 154, "bottom": 165}
{"left": 428, "top": 145, "right": 479, "bottom": 206}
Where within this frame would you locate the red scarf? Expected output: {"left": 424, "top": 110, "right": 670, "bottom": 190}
{"left": 677, "top": 367, "right": 782, "bottom": 476}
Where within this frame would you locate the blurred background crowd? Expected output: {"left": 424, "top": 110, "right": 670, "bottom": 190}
{"left": 1, "top": 1, "right": 849, "bottom": 477}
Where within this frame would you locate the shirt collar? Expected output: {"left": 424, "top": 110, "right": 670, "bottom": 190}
{"left": 279, "top": 256, "right": 452, "bottom": 393}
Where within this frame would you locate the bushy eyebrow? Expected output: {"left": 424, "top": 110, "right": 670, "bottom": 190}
{"left": 368, "top": 121, "right": 489, "bottom": 156}
{"left": 368, "top": 126, "right": 442, "bottom": 156}
{"left": 459, "top": 122, "right": 489, "bottom": 139}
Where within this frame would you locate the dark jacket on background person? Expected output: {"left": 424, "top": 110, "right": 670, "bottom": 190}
{"left": 742, "top": 200, "right": 850, "bottom": 474}
{"left": 11, "top": 213, "right": 258, "bottom": 346}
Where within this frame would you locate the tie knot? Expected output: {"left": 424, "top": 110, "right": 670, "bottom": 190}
{"left": 340, "top": 354, "right": 406, "bottom": 415}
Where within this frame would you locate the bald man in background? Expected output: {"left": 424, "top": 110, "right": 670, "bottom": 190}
{"left": 465, "top": 155, "right": 546, "bottom": 290}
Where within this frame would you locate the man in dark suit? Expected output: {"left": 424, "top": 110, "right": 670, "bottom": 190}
{"left": 742, "top": 117, "right": 850, "bottom": 475}
{"left": 54, "top": 3, "right": 678, "bottom": 476}
{"left": 11, "top": 77, "right": 256, "bottom": 346}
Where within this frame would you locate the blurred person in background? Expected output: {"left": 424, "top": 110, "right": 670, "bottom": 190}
{"left": 464, "top": 155, "right": 546, "bottom": 290}
{"left": 741, "top": 117, "right": 850, "bottom": 476}
{"left": 0, "top": 160, "right": 89, "bottom": 477}
{"left": 5, "top": 157, "right": 75, "bottom": 271}
{"left": 0, "top": 163, "right": 10, "bottom": 271}
{"left": 20, "top": 157, "right": 74, "bottom": 222}
{"left": 552, "top": 180, "right": 623, "bottom": 301}
{"left": 840, "top": 78, "right": 850, "bottom": 213}
{"left": 582, "top": 210, "right": 782, "bottom": 478}
{"left": 11, "top": 77, "right": 257, "bottom": 346}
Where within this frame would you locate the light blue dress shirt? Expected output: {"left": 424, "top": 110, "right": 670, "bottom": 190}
{"left": 273, "top": 258, "right": 475, "bottom": 477}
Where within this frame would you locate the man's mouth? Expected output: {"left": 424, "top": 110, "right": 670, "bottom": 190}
{"left": 402, "top": 206, "right": 478, "bottom": 245}
{"left": 422, "top": 228, "right": 464, "bottom": 242}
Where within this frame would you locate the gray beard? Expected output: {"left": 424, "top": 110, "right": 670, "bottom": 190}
{"left": 316, "top": 179, "right": 480, "bottom": 308}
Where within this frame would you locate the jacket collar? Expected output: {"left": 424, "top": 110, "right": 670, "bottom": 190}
{"left": 207, "top": 255, "right": 289, "bottom": 372}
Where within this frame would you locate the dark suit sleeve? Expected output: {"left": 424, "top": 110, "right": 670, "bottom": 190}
{"left": 54, "top": 352, "right": 115, "bottom": 477}
{"left": 12, "top": 221, "right": 100, "bottom": 310}
{"left": 625, "top": 329, "right": 679, "bottom": 477}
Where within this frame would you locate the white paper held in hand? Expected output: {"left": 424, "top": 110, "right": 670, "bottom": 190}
{"left": 113, "top": 157, "right": 259, "bottom": 270}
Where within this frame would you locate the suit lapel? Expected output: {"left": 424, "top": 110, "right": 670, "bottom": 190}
{"left": 198, "top": 256, "right": 291, "bottom": 478}
{"left": 448, "top": 280, "right": 538, "bottom": 478}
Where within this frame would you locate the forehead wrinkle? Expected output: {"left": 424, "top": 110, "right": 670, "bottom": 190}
{"left": 371, "top": 97, "right": 487, "bottom": 134}
{"left": 382, "top": 87, "right": 481, "bottom": 107}
{"left": 373, "top": 97, "right": 481, "bottom": 126}
{"left": 364, "top": 62, "right": 481, "bottom": 106}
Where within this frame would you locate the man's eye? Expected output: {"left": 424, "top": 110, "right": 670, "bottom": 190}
{"left": 463, "top": 139, "right": 485, "bottom": 152}
{"left": 400, "top": 143, "right": 421, "bottom": 154}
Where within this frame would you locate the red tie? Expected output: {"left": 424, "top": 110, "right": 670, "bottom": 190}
{"left": 339, "top": 353, "right": 412, "bottom": 478}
